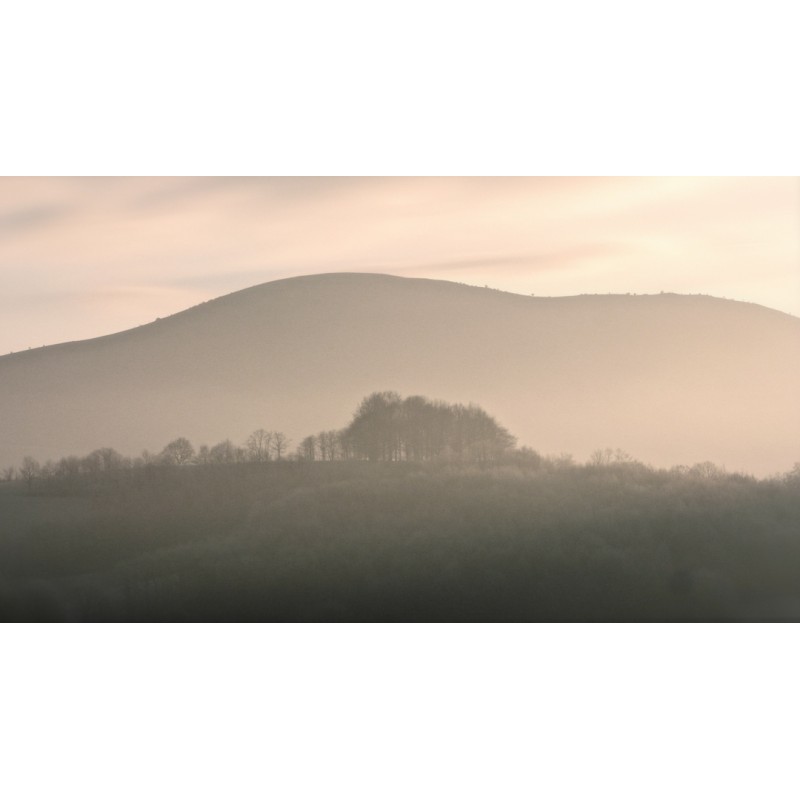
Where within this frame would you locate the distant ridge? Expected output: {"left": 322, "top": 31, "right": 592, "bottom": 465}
{"left": 1, "top": 272, "right": 798, "bottom": 474}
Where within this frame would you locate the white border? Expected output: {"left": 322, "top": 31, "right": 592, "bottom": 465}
{"left": 2, "top": 2, "right": 798, "bottom": 798}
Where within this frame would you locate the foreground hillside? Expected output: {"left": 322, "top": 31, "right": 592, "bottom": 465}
{"left": 1, "top": 460, "right": 799, "bottom": 621}
{"left": 1, "top": 273, "right": 799, "bottom": 473}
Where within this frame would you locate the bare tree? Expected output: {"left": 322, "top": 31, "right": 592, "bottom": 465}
{"left": 271, "top": 432, "right": 290, "bottom": 461}
{"left": 82, "top": 450, "right": 103, "bottom": 476}
{"left": 246, "top": 429, "right": 273, "bottom": 462}
{"left": 590, "top": 448, "right": 614, "bottom": 466}
{"left": 298, "top": 435, "right": 317, "bottom": 461}
{"left": 97, "top": 447, "right": 126, "bottom": 471}
{"left": 786, "top": 463, "right": 800, "bottom": 485}
{"left": 690, "top": 461, "right": 724, "bottom": 479}
{"left": 81, "top": 447, "right": 126, "bottom": 473}
{"left": 161, "top": 437, "right": 196, "bottom": 465}
{"left": 2, "top": 466, "right": 15, "bottom": 482}
{"left": 613, "top": 449, "right": 633, "bottom": 464}
{"left": 209, "top": 439, "right": 237, "bottom": 464}
{"left": 318, "top": 430, "right": 341, "bottom": 461}
{"left": 56, "top": 456, "right": 82, "bottom": 480}
{"left": 19, "top": 456, "right": 40, "bottom": 489}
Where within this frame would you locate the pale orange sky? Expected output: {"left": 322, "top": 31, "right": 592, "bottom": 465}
{"left": 0, "top": 177, "right": 798, "bottom": 353}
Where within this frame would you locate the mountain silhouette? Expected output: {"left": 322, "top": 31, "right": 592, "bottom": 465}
{"left": 1, "top": 273, "right": 798, "bottom": 474}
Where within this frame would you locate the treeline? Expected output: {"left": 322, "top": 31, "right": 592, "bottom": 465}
{"left": 4, "top": 387, "right": 799, "bottom": 490}
{"left": 4, "top": 429, "right": 293, "bottom": 490}
{"left": 3, "top": 391, "right": 519, "bottom": 487}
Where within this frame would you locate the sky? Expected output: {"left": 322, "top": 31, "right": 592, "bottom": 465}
{"left": 0, "top": 176, "right": 798, "bottom": 354}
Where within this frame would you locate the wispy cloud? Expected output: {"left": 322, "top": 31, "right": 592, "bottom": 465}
{"left": 389, "top": 243, "right": 635, "bottom": 276}
{"left": 0, "top": 203, "right": 68, "bottom": 235}
{"left": 0, "top": 177, "right": 798, "bottom": 352}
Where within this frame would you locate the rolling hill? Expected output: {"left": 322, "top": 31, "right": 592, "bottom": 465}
{"left": 1, "top": 272, "right": 798, "bottom": 474}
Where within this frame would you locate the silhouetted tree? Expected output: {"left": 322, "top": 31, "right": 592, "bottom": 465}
{"left": 56, "top": 456, "right": 82, "bottom": 480}
{"left": 271, "top": 432, "right": 290, "bottom": 460}
{"left": 318, "top": 430, "right": 342, "bottom": 461}
{"left": 298, "top": 435, "right": 317, "bottom": 461}
{"left": 209, "top": 439, "right": 237, "bottom": 464}
{"left": 690, "top": 461, "right": 724, "bottom": 479}
{"left": 90, "top": 447, "right": 126, "bottom": 472}
{"left": 590, "top": 448, "right": 613, "bottom": 466}
{"left": 346, "top": 391, "right": 403, "bottom": 461}
{"left": 246, "top": 429, "right": 273, "bottom": 462}
{"left": 19, "top": 456, "right": 40, "bottom": 489}
{"left": 161, "top": 437, "right": 196, "bottom": 465}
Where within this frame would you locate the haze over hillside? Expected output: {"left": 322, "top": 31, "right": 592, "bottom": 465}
{"left": 1, "top": 273, "right": 798, "bottom": 474}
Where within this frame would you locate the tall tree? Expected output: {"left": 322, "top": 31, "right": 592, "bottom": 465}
{"left": 246, "top": 429, "right": 273, "bottom": 462}
{"left": 271, "top": 432, "right": 290, "bottom": 461}
{"left": 19, "top": 456, "right": 40, "bottom": 489}
{"left": 298, "top": 435, "right": 317, "bottom": 461}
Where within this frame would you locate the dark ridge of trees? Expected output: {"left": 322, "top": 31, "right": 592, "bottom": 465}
{"left": 2, "top": 431, "right": 294, "bottom": 490}
{"left": 1, "top": 459, "right": 799, "bottom": 622}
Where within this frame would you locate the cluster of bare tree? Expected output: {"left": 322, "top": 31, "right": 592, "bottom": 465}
{"left": 9, "top": 449, "right": 133, "bottom": 489}
{"left": 299, "top": 391, "right": 517, "bottom": 463}
{"left": 5, "top": 428, "right": 293, "bottom": 487}
{"left": 169, "top": 430, "right": 292, "bottom": 466}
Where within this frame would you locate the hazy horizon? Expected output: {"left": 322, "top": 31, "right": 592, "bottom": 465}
{"left": 1, "top": 177, "right": 798, "bottom": 354}
{"left": 2, "top": 271, "right": 798, "bottom": 477}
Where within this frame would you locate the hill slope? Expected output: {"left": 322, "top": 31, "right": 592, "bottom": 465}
{"left": 1, "top": 273, "right": 798, "bottom": 474}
